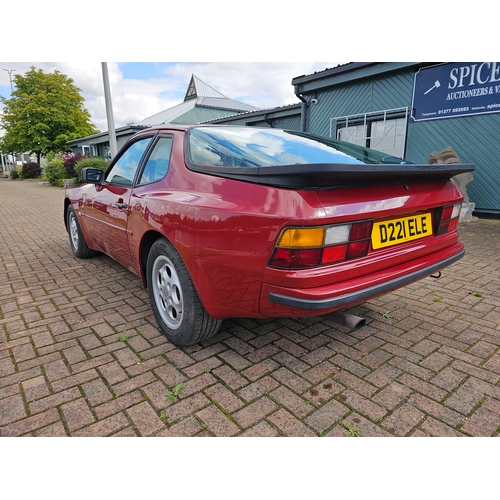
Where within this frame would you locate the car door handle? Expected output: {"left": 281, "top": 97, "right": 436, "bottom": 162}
{"left": 113, "top": 202, "right": 128, "bottom": 209}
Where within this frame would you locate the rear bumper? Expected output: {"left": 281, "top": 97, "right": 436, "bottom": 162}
{"left": 263, "top": 244, "right": 464, "bottom": 314}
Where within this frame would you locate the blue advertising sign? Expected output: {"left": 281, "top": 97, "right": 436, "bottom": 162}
{"left": 411, "top": 62, "right": 500, "bottom": 121}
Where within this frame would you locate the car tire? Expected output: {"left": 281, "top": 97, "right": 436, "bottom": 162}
{"left": 67, "top": 205, "right": 98, "bottom": 259}
{"left": 147, "top": 237, "right": 222, "bottom": 346}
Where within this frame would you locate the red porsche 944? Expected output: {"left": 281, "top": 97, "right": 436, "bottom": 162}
{"left": 64, "top": 125, "right": 474, "bottom": 346}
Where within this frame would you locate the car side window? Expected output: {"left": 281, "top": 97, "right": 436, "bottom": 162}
{"left": 137, "top": 137, "right": 173, "bottom": 185}
{"left": 105, "top": 137, "right": 152, "bottom": 186}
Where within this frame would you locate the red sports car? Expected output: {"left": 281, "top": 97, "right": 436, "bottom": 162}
{"left": 64, "top": 125, "right": 474, "bottom": 346}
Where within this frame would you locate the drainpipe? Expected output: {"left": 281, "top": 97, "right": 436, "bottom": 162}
{"left": 294, "top": 84, "right": 307, "bottom": 132}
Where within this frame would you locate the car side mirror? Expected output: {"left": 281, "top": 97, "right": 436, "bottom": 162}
{"left": 81, "top": 167, "right": 104, "bottom": 184}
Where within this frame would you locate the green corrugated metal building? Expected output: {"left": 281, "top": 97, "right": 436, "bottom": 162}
{"left": 214, "top": 62, "right": 500, "bottom": 218}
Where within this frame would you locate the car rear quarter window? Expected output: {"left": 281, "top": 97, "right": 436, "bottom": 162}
{"left": 137, "top": 136, "right": 173, "bottom": 185}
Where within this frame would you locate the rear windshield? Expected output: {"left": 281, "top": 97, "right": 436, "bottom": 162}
{"left": 187, "top": 126, "right": 410, "bottom": 168}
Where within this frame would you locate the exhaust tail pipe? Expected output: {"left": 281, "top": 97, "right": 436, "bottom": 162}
{"left": 326, "top": 311, "right": 366, "bottom": 330}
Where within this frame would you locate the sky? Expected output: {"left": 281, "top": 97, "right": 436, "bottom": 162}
{"left": 0, "top": 62, "right": 343, "bottom": 134}
{"left": 0, "top": 2, "right": 491, "bottom": 139}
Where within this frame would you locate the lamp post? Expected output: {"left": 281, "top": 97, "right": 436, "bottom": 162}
{"left": 101, "top": 63, "right": 118, "bottom": 158}
{"left": 3, "top": 68, "right": 16, "bottom": 93}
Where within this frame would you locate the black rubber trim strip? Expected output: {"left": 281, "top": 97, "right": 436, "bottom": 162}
{"left": 268, "top": 250, "right": 465, "bottom": 311}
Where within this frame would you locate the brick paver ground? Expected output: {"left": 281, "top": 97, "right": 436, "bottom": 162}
{"left": 1, "top": 178, "right": 500, "bottom": 437}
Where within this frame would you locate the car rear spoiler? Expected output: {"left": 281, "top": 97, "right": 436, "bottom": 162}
{"left": 189, "top": 163, "right": 476, "bottom": 189}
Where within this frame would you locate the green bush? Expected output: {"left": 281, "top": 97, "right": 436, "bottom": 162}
{"left": 10, "top": 168, "right": 20, "bottom": 179}
{"left": 44, "top": 158, "right": 66, "bottom": 186}
{"left": 75, "top": 157, "right": 109, "bottom": 182}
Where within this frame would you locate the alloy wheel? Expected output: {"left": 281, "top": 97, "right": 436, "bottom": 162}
{"left": 151, "top": 255, "right": 184, "bottom": 330}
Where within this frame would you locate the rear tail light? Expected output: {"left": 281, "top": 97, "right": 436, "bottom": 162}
{"left": 436, "top": 203, "right": 462, "bottom": 236}
{"left": 269, "top": 221, "right": 373, "bottom": 269}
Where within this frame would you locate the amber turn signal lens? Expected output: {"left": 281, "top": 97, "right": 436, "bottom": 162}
{"left": 277, "top": 227, "right": 325, "bottom": 248}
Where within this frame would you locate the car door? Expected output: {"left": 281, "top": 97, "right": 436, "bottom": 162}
{"left": 85, "top": 136, "right": 154, "bottom": 266}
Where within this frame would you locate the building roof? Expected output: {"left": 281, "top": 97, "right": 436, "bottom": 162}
{"left": 291, "top": 62, "right": 423, "bottom": 88}
{"left": 66, "top": 125, "right": 149, "bottom": 147}
{"left": 206, "top": 102, "right": 302, "bottom": 124}
{"left": 137, "top": 75, "right": 259, "bottom": 126}
{"left": 67, "top": 74, "right": 261, "bottom": 153}
{"left": 184, "top": 75, "right": 229, "bottom": 100}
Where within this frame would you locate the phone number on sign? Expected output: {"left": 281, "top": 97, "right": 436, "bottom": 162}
{"left": 438, "top": 107, "right": 470, "bottom": 115}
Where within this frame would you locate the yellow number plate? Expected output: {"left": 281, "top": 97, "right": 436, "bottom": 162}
{"left": 371, "top": 213, "right": 433, "bottom": 250}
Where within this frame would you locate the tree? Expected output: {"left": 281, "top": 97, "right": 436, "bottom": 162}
{"left": 0, "top": 67, "right": 99, "bottom": 163}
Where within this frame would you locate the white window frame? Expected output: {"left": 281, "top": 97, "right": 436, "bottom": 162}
{"left": 329, "top": 107, "right": 409, "bottom": 158}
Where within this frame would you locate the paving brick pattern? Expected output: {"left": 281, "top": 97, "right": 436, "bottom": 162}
{"left": 1, "top": 179, "right": 500, "bottom": 437}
